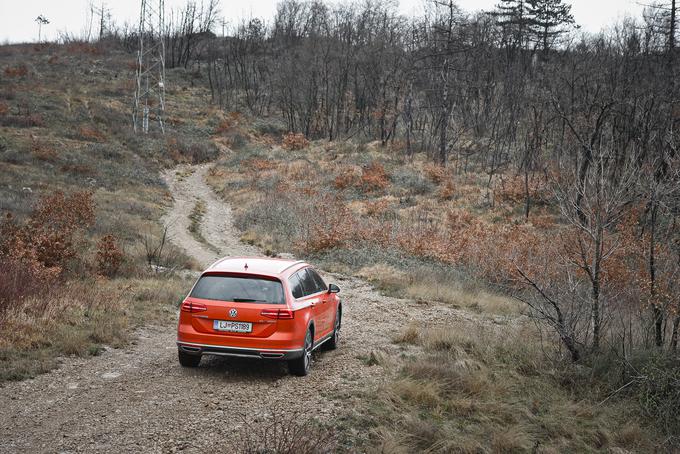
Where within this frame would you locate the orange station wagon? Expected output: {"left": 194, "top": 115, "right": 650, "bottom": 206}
{"left": 176, "top": 257, "right": 341, "bottom": 376}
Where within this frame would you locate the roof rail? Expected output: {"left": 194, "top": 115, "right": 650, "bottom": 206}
{"left": 206, "top": 256, "right": 229, "bottom": 270}
{"left": 279, "top": 260, "right": 305, "bottom": 274}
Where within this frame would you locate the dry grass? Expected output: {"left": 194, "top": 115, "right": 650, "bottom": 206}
{"left": 240, "top": 230, "right": 278, "bottom": 257}
{"left": 188, "top": 200, "right": 207, "bottom": 241}
{"left": 357, "top": 264, "right": 407, "bottom": 292}
{"left": 393, "top": 323, "right": 420, "bottom": 345}
{"left": 358, "top": 262, "right": 521, "bottom": 315}
{"left": 403, "top": 281, "right": 521, "bottom": 315}
{"left": 0, "top": 275, "right": 190, "bottom": 381}
{"left": 368, "top": 321, "right": 661, "bottom": 452}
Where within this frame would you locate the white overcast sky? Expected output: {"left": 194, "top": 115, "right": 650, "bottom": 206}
{"left": 0, "top": 0, "right": 646, "bottom": 44}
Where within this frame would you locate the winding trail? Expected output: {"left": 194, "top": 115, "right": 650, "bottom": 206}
{"left": 0, "top": 163, "right": 476, "bottom": 453}
{"left": 161, "top": 164, "right": 258, "bottom": 266}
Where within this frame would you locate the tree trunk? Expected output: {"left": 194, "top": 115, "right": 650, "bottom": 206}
{"left": 649, "top": 201, "right": 664, "bottom": 347}
{"left": 575, "top": 147, "right": 592, "bottom": 225}
{"left": 523, "top": 166, "right": 531, "bottom": 220}
{"left": 671, "top": 315, "right": 680, "bottom": 351}
{"left": 591, "top": 229, "right": 602, "bottom": 352}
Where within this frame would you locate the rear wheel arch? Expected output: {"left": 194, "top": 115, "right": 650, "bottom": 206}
{"left": 307, "top": 320, "right": 315, "bottom": 343}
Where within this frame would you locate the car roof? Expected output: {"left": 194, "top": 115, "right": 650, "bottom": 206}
{"left": 204, "top": 256, "right": 307, "bottom": 278}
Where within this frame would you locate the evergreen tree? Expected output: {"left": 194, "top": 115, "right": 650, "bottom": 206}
{"left": 527, "top": 0, "right": 575, "bottom": 52}
{"left": 491, "top": 0, "right": 533, "bottom": 50}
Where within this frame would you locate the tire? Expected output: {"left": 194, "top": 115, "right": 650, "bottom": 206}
{"left": 288, "top": 328, "right": 313, "bottom": 376}
{"left": 325, "top": 307, "right": 341, "bottom": 350}
{"left": 178, "top": 349, "right": 201, "bottom": 368}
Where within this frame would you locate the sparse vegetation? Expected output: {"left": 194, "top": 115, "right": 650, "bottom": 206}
{"left": 0, "top": 42, "right": 199, "bottom": 381}
{"left": 236, "top": 407, "right": 336, "bottom": 454}
{"left": 207, "top": 124, "right": 676, "bottom": 449}
{"left": 1, "top": 0, "right": 679, "bottom": 447}
{"left": 188, "top": 200, "right": 207, "bottom": 242}
{"left": 0, "top": 276, "right": 190, "bottom": 381}
{"left": 96, "top": 234, "right": 124, "bottom": 277}
{"left": 369, "top": 322, "right": 662, "bottom": 453}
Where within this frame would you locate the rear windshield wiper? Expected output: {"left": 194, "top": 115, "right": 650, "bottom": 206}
{"left": 231, "top": 298, "right": 267, "bottom": 302}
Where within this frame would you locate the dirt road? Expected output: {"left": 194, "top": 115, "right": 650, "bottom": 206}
{"left": 0, "top": 164, "right": 472, "bottom": 453}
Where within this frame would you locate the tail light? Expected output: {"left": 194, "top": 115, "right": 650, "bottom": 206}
{"left": 181, "top": 301, "right": 207, "bottom": 313}
{"left": 260, "top": 309, "right": 294, "bottom": 319}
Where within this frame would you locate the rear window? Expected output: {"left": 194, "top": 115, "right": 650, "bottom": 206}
{"left": 190, "top": 274, "right": 285, "bottom": 304}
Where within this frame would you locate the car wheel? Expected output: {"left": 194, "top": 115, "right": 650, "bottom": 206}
{"left": 325, "top": 308, "right": 341, "bottom": 350}
{"left": 288, "top": 328, "right": 313, "bottom": 376}
{"left": 178, "top": 349, "right": 201, "bottom": 368}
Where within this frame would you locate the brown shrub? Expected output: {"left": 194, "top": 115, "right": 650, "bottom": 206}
{"left": 365, "top": 198, "right": 392, "bottom": 216}
{"left": 0, "top": 102, "right": 8, "bottom": 116}
{"left": 299, "top": 196, "right": 355, "bottom": 253}
{"left": 47, "top": 55, "right": 59, "bottom": 65}
{"left": 28, "top": 191, "right": 95, "bottom": 269}
{"left": 424, "top": 163, "right": 448, "bottom": 184}
{"left": 4, "top": 65, "right": 28, "bottom": 78}
{"left": 96, "top": 235, "right": 124, "bottom": 277}
{"left": 28, "top": 114, "right": 44, "bottom": 127}
{"left": 282, "top": 132, "right": 309, "bottom": 150}
{"left": 333, "top": 170, "right": 360, "bottom": 190}
{"left": 78, "top": 125, "right": 106, "bottom": 142}
{"left": 31, "top": 142, "right": 58, "bottom": 162}
{"left": 496, "top": 174, "right": 551, "bottom": 205}
{"left": 214, "top": 119, "right": 232, "bottom": 134}
{"left": 438, "top": 180, "right": 456, "bottom": 200}
{"left": 246, "top": 158, "right": 277, "bottom": 171}
{"left": 0, "top": 256, "right": 59, "bottom": 315}
{"left": 214, "top": 112, "right": 242, "bottom": 134}
{"left": 66, "top": 43, "right": 101, "bottom": 55}
{"left": 360, "top": 161, "right": 389, "bottom": 192}
{"left": 1, "top": 192, "right": 96, "bottom": 275}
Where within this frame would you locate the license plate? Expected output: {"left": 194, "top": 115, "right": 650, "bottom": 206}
{"left": 213, "top": 320, "right": 252, "bottom": 333}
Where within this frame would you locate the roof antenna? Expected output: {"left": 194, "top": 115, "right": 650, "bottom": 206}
{"left": 244, "top": 262, "right": 248, "bottom": 271}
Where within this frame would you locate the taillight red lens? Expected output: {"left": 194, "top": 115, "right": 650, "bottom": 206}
{"left": 181, "top": 301, "right": 207, "bottom": 313}
{"left": 277, "top": 309, "right": 294, "bottom": 319}
{"left": 260, "top": 309, "right": 294, "bottom": 319}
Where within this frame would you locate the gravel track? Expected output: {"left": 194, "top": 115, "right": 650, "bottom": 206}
{"left": 0, "top": 163, "right": 476, "bottom": 453}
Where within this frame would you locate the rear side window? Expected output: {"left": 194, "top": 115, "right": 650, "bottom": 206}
{"left": 289, "top": 273, "right": 304, "bottom": 299}
{"left": 307, "top": 268, "right": 327, "bottom": 293}
{"left": 190, "top": 274, "right": 285, "bottom": 304}
{"left": 298, "top": 268, "right": 323, "bottom": 296}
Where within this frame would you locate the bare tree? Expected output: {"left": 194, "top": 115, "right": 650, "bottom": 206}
{"left": 35, "top": 15, "right": 49, "bottom": 42}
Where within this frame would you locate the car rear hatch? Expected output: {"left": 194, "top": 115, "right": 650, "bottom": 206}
{"left": 183, "top": 273, "right": 288, "bottom": 338}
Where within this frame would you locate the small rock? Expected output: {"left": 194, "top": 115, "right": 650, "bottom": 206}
{"left": 101, "top": 372, "right": 121, "bottom": 380}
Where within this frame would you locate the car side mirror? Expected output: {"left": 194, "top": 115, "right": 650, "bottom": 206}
{"left": 328, "top": 283, "right": 340, "bottom": 294}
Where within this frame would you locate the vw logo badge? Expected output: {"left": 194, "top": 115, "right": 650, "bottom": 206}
{"left": 229, "top": 308, "right": 237, "bottom": 318}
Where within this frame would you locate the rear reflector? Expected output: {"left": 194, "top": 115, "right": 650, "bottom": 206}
{"left": 260, "top": 309, "right": 294, "bottom": 319}
{"left": 181, "top": 301, "right": 207, "bottom": 313}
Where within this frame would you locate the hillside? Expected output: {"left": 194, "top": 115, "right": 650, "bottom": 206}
{"left": 0, "top": 42, "right": 676, "bottom": 452}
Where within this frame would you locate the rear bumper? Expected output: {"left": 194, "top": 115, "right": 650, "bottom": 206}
{"left": 177, "top": 341, "right": 304, "bottom": 360}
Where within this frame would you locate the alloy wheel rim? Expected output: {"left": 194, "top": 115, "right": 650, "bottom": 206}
{"left": 304, "top": 332, "right": 312, "bottom": 370}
